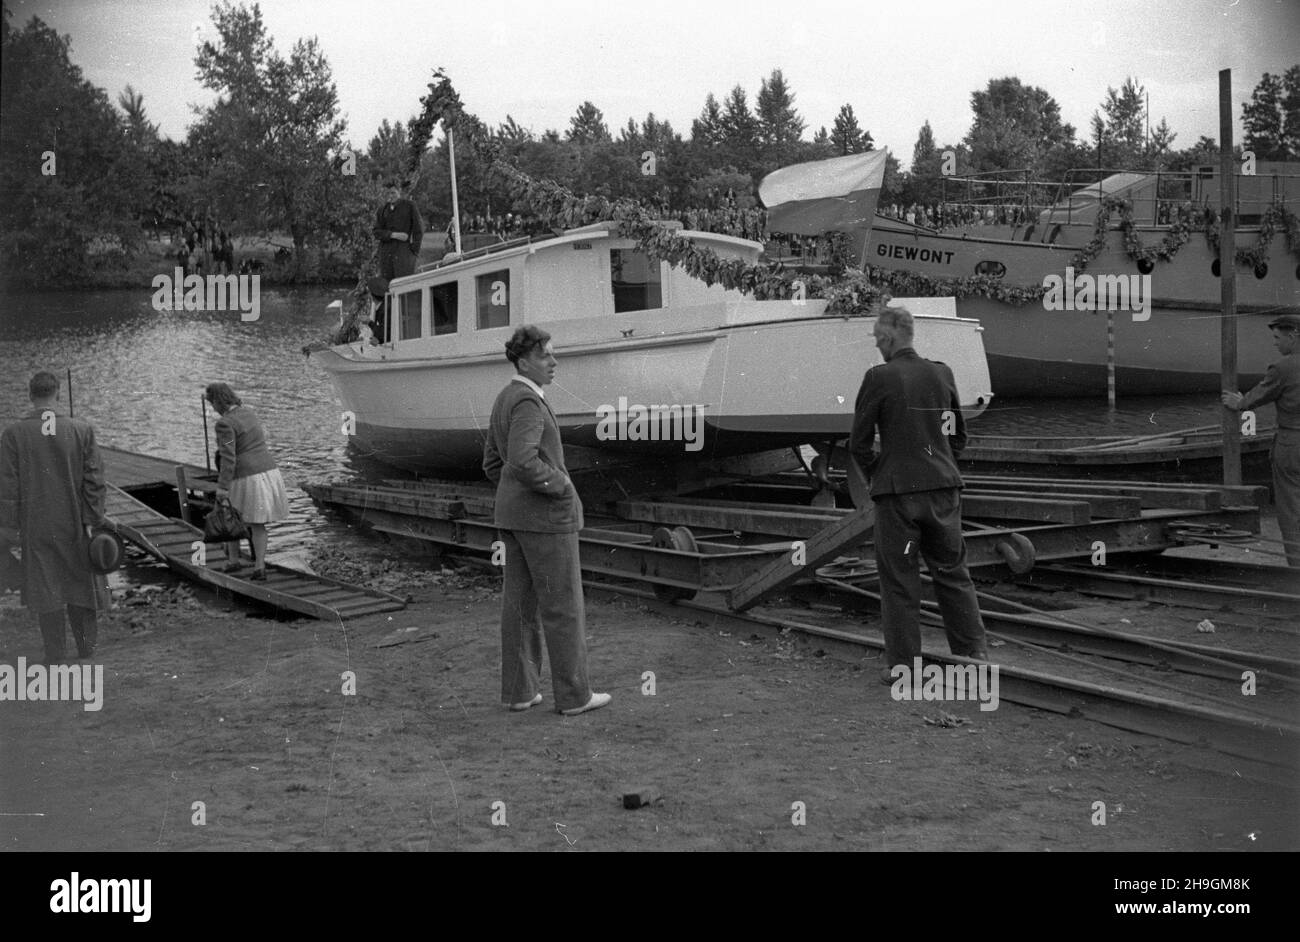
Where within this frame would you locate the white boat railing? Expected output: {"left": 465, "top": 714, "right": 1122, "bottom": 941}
{"left": 416, "top": 234, "right": 537, "bottom": 274}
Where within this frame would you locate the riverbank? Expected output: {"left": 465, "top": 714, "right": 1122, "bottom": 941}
{"left": 1, "top": 234, "right": 452, "bottom": 292}
{"left": 1, "top": 539, "right": 1294, "bottom": 852}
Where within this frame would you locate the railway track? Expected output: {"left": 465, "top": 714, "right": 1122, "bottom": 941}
{"left": 582, "top": 575, "right": 1300, "bottom": 772}
{"left": 307, "top": 471, "right": 1297, "bottom": 770}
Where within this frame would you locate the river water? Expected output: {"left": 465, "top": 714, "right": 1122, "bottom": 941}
{"left": 0, "top": 286, "right": 1242, "bottom": 558}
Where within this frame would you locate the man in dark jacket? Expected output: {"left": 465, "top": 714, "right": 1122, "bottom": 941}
{"left": 0, "top": 372, "right": 109, "bottom": 662}
{"left": 1222, "top": 313, "right": 1300, "bottom": 567}
{"left": 374, "top": 179, "right": 423, "bottom": 281}
{"left": 850, "top": 306, "right": 989, "bottom": 682}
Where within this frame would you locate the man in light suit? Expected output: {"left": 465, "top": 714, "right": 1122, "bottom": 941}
{"left": 849, "top": 306, "right": 989, "bottom": 683}
{"left": 483, "top": 325, "right": 611, "bottom": 716}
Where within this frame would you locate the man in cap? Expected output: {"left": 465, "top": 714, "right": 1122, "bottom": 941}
{"left": 1223, "top": 313, "right": 1300, "bottom": 568}
{"left": 373, "top": 179, "right": 424, "bottom": 282}
{"left": 0, "top": 372, "right": 110, "bottom": 662}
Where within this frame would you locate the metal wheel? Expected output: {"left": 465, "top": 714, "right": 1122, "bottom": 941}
{"left": 650, "top": 526, "right": 698, "bottom": 602}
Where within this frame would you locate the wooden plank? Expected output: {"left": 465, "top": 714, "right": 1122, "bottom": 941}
{"left": 308, "top": 483, "right": 478, "bottom": 519}
{"left": 961, "top": 478, "right": 1220, "bottom": 511}
{"left": 615, "top": 500, "right": 841, "bottom": 539}
{"left": 963, "top": 474, "right": 1266, "bottom": 505}
{"left": 728, "top": 506, "right": 875, "bottom": 612}
{"left": 966, "top": 488, "right": 1142, "bottom": 519}
{"left": 297, "top": 588, "right": 368, "bottom": 604}
{"left": 961, "top": 494, "right": 1091, "bottom": 524}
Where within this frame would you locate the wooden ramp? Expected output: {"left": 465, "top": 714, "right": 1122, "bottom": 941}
{"left": 105, "top": 484, "right": 407, "bottom": 621}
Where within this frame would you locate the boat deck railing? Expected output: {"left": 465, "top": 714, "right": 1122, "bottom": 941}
{"left": 417, "top": 234, "right": 539, "bottom": 274}
{"left": 938, "top": 166, "right": 1300, "bottom": 231}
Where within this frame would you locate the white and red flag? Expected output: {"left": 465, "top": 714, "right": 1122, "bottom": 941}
{"left": 758, "top": 149, "right": 888, "bottom": 235}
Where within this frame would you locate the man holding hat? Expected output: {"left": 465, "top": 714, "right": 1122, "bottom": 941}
{"left": 1222, "top": 314, "right": 1300, "bottom": 568}
{"left": 374, "top": 179, "right": 424, "bottom": 282}
{"left": 0, "top": 372, "right": 111, "bottom": 661}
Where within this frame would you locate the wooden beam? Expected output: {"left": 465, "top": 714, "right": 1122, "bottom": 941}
{"left": 967, "top": 489, "right": 1142, "bottom": 519}
{"left": 615, "top": 500, "right": 841, "bottom": 539}
{"left": 961, "top": 478, "right": 1220, "bottom": 511}
{"left": 175, "top": 466, "right": 192, "bottom": 525}
{"left": 727, "top": 506, "right": 875, "bottom": 612}
{"left": 961, "top": 494, "right": 1091, "bottom": 524}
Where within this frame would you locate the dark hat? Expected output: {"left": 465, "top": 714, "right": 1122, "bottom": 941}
{"left": 87, "top": 526, "right": 125, "bottom": 574}
{"left": 366, "top": 276, "right": 389, "bottom": 298}
{"left": 1267, "top": 314, "right": 1300, "bottom": 331}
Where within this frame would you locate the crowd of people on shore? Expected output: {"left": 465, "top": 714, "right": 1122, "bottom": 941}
{"left": 173, "top": 215, "right": 236, "bottom": 276}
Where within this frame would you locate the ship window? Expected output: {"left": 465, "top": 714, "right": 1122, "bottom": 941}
{"left": 431, "top": 281, "right": 458, "bottom": 335}
{"left": 611, "top": 249, "right": 662, "bottom": 313}
{"left": 399, "top": 290, "right": 422, "bottom": 340}
{"left": 476, "top": 270, "right": 511, "bottom": 328}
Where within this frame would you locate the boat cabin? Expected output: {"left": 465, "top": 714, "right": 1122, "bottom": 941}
{"left": 367, "top": 222, "right": 763, "bottom": 357}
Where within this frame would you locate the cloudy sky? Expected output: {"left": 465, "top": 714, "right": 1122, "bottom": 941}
{"left": 8, "top": 0, "right": 1298, "bottom": 165}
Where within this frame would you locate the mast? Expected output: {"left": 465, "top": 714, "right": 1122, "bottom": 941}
{"left": 448, "top": 127, "right": 463, "bottom": 256}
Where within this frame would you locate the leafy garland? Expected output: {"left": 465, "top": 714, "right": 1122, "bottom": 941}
{"left": 1072, "top": 195, "right": 1300, "bottom": 273}
{"left": 1069, "top": 198, "right": 1197, "bottom": 271}
{"left": 394, "top": 71, "right": 1297, "bottom": 329}
{"left": 1202, "top": 202, "right": 1300, "bottom": 271}
{"left": 407, "top": 71, "right": 890, "bottom": 314}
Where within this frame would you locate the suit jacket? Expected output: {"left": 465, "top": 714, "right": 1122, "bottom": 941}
{"left": 849, "top": 347, "right": 966, "bottom": 499}
{"left": 483, "top": 379, "right": 584, "bottom": 533}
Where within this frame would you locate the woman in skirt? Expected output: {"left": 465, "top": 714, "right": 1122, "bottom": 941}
{"left": 205, "top": 382, "right": 289, "bottom": 580}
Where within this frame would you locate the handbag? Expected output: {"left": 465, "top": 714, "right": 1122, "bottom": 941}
{"left": 203, "top": 496, "right": 248, "bottom": 543}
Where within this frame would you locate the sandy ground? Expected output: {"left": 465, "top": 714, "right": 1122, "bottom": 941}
{"left": 2, "top": 537, "right": 1296, "bottom": 855}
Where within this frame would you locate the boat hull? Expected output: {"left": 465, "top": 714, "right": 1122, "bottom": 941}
{"left": 865, "top": 218, "right": 1298, "bottom": 398}
{"left": 314, "top": 300, "right": 992, "bottom": 476}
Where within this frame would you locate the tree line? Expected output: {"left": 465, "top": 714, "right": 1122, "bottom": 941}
{"left": 1, "top": 0, "right": 1296, "bottom": 289}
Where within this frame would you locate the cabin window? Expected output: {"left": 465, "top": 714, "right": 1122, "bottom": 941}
{"left": 431, "top": 281, "right": 458, "bottom": 335}
{"left": 476, "top": 270, "right": 511, "bottom": 328}
{"left": 610, "top": 249, "right": 662, "bottom": 313}
{"left": 398, "top": 290, "right": 422, "bottom": 340}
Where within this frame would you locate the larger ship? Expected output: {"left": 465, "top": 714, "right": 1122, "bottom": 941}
{"left": 859, "top": 164, "right": 1300, "bottom": 397}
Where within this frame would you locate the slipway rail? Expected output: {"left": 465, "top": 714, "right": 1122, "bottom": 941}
{"left": 105, "top": 484, "right": 406, "bottom": 621}
{"left": 585, "top": 582, "right": 1300, "bottom": 772}
{"left": 305, "top": 473, "right": 1294, "bottom": 768}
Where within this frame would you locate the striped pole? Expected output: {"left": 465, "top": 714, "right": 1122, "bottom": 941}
{"left": 1106, "top": 307, "right": 1116, "bottom": 409}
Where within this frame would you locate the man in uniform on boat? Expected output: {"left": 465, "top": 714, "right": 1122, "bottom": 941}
{"left": 1222, "top": 313, "right": 1300, "bottom": 568}
{"left": 850, "top": 306, "right": 991, "bottom": 681}
{"left": 374, "top": 178, "right": 424, "bottom": 281}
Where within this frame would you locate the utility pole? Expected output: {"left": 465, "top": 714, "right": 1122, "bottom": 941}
{"left": 1219, "top": 69, "right": 1241, "bottom": 486}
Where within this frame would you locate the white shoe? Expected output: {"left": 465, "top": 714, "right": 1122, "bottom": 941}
{"left": 507, "top": 693, "right": 543, "bottom": 712}
{"left": 561, "top": 692, "right": 611, "bottom": 716}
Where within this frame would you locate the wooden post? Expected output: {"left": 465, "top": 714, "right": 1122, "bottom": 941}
{"left": 1106, "top": 307, "right": 1116, "bottom": 409}
{"left": 1219, "top": 69, "right": 1241, "bottom": 486}
{"left": 175, "top": 466, "right": 192, "bottom": 525}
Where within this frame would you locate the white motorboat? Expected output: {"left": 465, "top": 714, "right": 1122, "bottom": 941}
{"left": 310, "top": 221, "right": 992, "bottom": 475}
